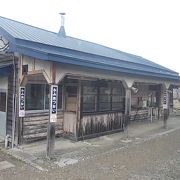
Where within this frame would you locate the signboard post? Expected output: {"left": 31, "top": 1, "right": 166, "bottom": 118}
{"left": 50, "top": 85, "right": 58, "bottom": 123}
{"left": 19, "top": 87, "right": 25, "bottom": 117}
{"left": 19, "top": 87, "right": 25, "bottom": 144}
{"left": 163, "top": 90, "right": 169, "bottom": 128}
{"left": 163, "top": 91, "right": 168, "bottom": 110}
{"left": 47, "top": 85, "right": 58, "bottom": 159}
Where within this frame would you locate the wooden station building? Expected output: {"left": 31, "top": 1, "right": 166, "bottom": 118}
{"left": 0, "top": 16, "right": 180, "bottom": 145}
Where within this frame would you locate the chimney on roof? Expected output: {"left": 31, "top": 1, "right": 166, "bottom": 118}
{"left": 58, "top": 13, "right": 66, "bottom": 37}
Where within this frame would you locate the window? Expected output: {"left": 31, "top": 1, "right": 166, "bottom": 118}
{"left": 22, "top": 65, "right": 28, "bottom": 75}
{"left": 0, "top": 92, "right": 6, "bottom": 112}
{"left": 26, "top": 84, "right": 49, "bottom": 110}
{"left": 83, "top": 86, "right": 97, "bottom": 112}
{"left": 112, "top": 87, "right": 124, "bottom": 110}
{"left": 66, "top": 86, "right": 77, "bottom": 97}
{"left": 26, "top": 84, "right": 63, "bottom": 111}
{"left": 58, "top": 85, "right": 63, "bottom": 109}
{"left": 99, "top": 87, "right": 111, "bottom": 111}
{"left": 82, "top": 81, "right": 125, "bottom": 113}
{"left": 45, "top": 84, "right": 49, "bottom": 109}
{"left": 65, "top": 86, "right": 77, "bottom": 111}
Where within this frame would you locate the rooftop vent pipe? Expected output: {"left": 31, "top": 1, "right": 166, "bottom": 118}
{"left": 58, "top": 12, "right": 66, "bottom": 37}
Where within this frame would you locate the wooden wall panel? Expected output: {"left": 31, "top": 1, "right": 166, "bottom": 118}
{"left": 79, "top": 112, "right": 125, "bottom": 138}
{"left": 0, "top": 55, "right": 16, "bottom": 137}
{"left": 63, "top": 112, "right": 77, "bottom": 136}
{"left": 22, "top": 112, "right": 63, "bottom": 142}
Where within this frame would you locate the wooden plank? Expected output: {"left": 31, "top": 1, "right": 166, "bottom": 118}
{"left": 24, "top": 120, "right": 48, "bottom": 126}
{"left": 23, "top": 130, "right": 63, "bottom": 141}
{"left": 23, "top": 125, "right": 62, "bottom": 135}
{"left": 22, "top": 112, "right": 63, "bottom": 142}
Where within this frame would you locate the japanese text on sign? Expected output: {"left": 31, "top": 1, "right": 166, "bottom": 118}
{"left": 50, "top": 85, "right": 58, "bottom": 122}
{"left": 19, "top": 87, "right": 25, "bottom": 117}
{"left": 163, "top": 91, "right": 168, "bottom": 109}
{"left": 52, "top": 86, "right": 57, "bottom": 114}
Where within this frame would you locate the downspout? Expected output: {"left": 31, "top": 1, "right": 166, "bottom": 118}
{"left": 11, "top": 53, "right": 17, "bottom": 148}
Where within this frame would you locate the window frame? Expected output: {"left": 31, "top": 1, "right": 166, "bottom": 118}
{"left": 82, "top": 81, "right": 125, "bottom": 114}
{"left": 58, "top": 85, "right": 63, "bottom": 110}
{"left": 0, "top": 90, "right": 7, "bottom": 112}
{"left": 25, "top": 83, "right": 63, "bottom": 113}
{"left": 25, "top": 83, "right": 49, "bottom": 112}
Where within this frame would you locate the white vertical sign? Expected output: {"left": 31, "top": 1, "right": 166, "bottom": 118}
{"left": 19, "top": 87, "right": 25, "bottom": 117}
{"left": 50, "top": 85, "right": 58, "bottom": 122}
{"left": 163, "top": 90, "right": 168, "bottom": 109}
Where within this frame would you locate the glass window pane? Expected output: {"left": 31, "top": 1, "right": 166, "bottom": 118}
{"left": 26, "top": 84, "right": 45, "bottom": 110}
{"left": 66, "top": 86, "right": 77, "bottom": 111}
{"left": 112, "top": 95, "right": 121, "bottom": 102}
{"left": 82, "top": 86, "right": 97, "bottom": 113}
{"left": 45, "top": 84, "right": 49, "bottom": 109}
{"left": 0, "top": 92, "right": 6, "bottom": 112}
{"left": 83, "top": 95, "right": 96, "bottom": 112}
{"left": 58, "top": 85, "right": 63, "bottom": 109}
{"left": 112, "top": 101, "right": 124, "bottom": 110}
{"left": 83, "top": 86, "right": 97, "bottom": 95}
{"left": 111, "top": 87, "right": 125, "bottom": 111}
{"left": 66, "top": 86, "right": 77, "bottom": 97}
{"left": 99, "top": 87, "right": 111, "bottom": 111}
{"left": 112, "top": 87, "right": 120, "bottom": 94}
{"left": 82, "top": 81, "right": 125, "bottom": 113}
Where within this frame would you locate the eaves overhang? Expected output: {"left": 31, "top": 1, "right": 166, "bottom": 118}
{"left": 0, "top": 26, "right": 16, "bottom": 52}
{"left": 14, "top": 39, "right": 178, "bottom": 74}
{"left": 0, "top": 28, "right": 179, "bottom": 82}
{"left": 12, "top": 40, "right": 180, "bottom": 81}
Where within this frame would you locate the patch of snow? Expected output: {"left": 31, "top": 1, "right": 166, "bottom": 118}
{"left": 55, "top": 158, "right": 78, "bottom": 167}
{"left": 100, "top": 136, "right": 112, "bottom": 141}
{"left": 121, "top": 139, "right": 132, "bottom": 143}
{"left": 0, "top": 161, "right": 15, "bottom": 171}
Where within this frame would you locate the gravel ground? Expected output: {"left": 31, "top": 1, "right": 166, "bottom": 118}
{"left": 0, "top": 123, "right": 180, "bottom": 180}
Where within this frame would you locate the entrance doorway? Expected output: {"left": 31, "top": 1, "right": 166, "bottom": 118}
{"left": 64, "top": 85, "right": 78, "bottom": 136}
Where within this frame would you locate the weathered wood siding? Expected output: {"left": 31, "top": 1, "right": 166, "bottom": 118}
{"left": 0, "top": 55, "right": 18, "bottom": 137}
{"left": 63, "top": 112, "right": 77, "bottom": 137}
{"left": 6, "top": 74, "right": 14, "bottom": 135}
{"left": 22, "top": 112, "right": 63, "bottom": 142}
{"left": 78, "top": 112, "right": 125, "bottom": 138}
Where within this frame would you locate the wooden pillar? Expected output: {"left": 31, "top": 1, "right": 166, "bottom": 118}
{"left": 158, "top": 84, "right": 165, "bottom": 120}
{"left": 125, "top": 88, "right": 131, "bottom": 128}
{"left": 47, "top": 62, "right": 57, "bottom": 159}
{"left": 157, "top": 85, "right": 162, "bottom": 120}
{"left": 18, "top": 87, "right": 26, "bottom": 145}
{"left": 76, "top": 80, "right": 82, "bottom": 140}
{"left": 161, "top": 85, "right": 170, "bottom": 129}
{"left": 47, "top": 119, "right": 55, "bottom": 157}
{"left": 47, "top": 84, "right": 58, "bottom": 158}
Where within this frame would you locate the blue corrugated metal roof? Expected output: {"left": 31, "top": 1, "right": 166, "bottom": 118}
{"left": 0, "top": 16, "right": 179, "bottom": 80}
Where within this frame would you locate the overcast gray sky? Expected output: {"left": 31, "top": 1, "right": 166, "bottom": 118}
{"left": 1, "top": 0, "right": 180, "bottom": 73}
